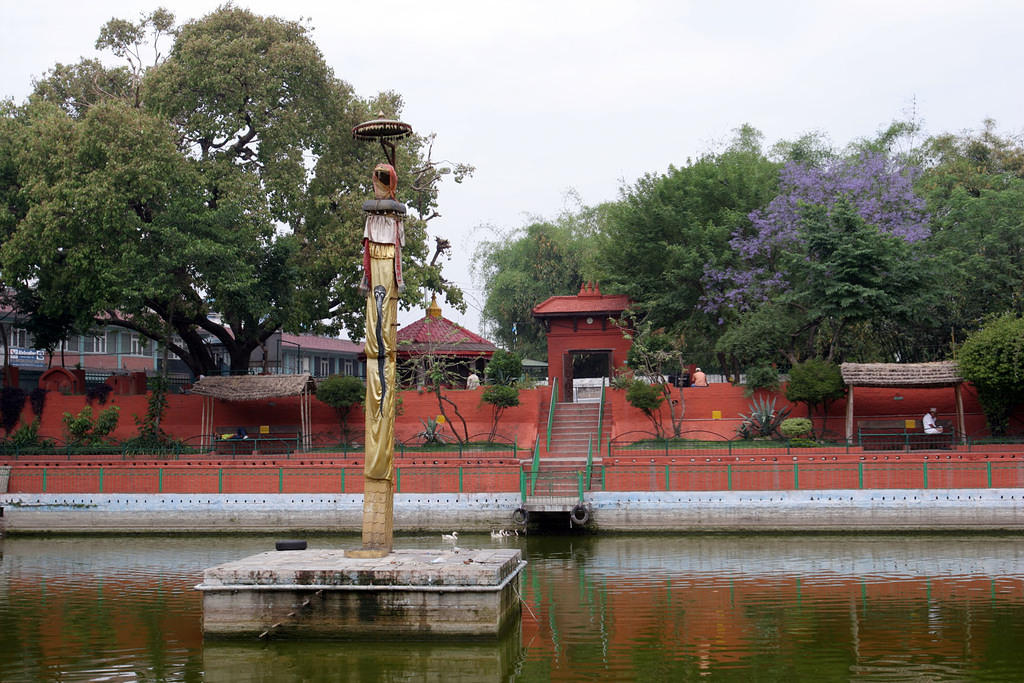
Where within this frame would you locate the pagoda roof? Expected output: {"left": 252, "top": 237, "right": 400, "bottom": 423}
{"left": 533, "top": 282, "right": 630, "bottom": 318}
{"left": 396, "top": 312, "right": 496, "bottom": 358}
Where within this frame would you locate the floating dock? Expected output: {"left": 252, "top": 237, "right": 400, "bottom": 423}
{"left": 197, "top": 547, "right": 525, "bottom": 639}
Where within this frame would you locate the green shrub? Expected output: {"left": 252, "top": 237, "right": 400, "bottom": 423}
{"left": 779, "top": 417, "right": 813, "bottom": 439}
{"left": 62, "top": 405, "right": 120, "bottom": 445}
{"left": 485, "top": 350, "right": 522, "bottom": 385}
{"left": 743, "top": 364, "right": 779, "bottom": 396}
{"left": 8, "top": 418, "right": 54, "bottom": 448}
{"left": 316, "top": 375, "right": 366, "bottom": 445}
{"left": 957, "top": 314, "right": 1024, "bottom": 435}
{"left": 482, "top": 384, "right": 520, "bottom": 441}
{"left": 626, "top": 379, "right": 670, "bottom": 439}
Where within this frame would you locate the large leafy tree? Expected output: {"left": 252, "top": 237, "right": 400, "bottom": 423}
{"left": 593, "top": 125, "right": 780, "bottom": 365}
{"left": 0, "top": 7, "right": 463, "bottom": 376}
{"left": 707, "top": 150, "right": 935, "bottom": 366}
{"left": 919, "top": 122, "right": 1024, "bottom": 337}
{"left": 473, "top": 202, "right": 603, "bottom": 358}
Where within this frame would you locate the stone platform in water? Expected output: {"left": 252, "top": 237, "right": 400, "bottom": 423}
{"left": 197, "top": 547, "right": 525, "bottom": 639}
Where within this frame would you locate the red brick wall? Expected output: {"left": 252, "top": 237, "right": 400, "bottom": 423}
{"left": 6, "top": 380, "right": 1009, "bottom": 446}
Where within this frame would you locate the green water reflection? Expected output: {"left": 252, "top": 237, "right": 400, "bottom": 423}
{"left": 1, "top": 534, "right": 1023, "bottom": 681}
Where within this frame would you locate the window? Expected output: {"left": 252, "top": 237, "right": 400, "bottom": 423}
{"left": 131, "top": 335, "right": 149, "bottom": 355}
{"left": 83, "top": 334, "right": 106, "bottom": 354}
{"left": 64, "top": 336, "right": 79, "bottom": 352}
{"left": 10, "top": 328, "right": 31, "bottom": 349}
{"left": 318, "top": 358, "right": 330, "bottom": 377}
{"left": 344, "top": 359, "right": 353, "bottom": 376}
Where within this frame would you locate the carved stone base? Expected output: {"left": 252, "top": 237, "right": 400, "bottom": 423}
{"left": 345, "top": 477, "right": 393, "bottom": 558}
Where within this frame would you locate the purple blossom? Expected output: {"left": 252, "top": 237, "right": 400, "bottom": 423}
{"left": 701, "top": 152, "right": 930, "bottom": 316}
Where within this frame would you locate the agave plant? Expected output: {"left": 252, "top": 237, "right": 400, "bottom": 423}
{"left": 737, "top": 396, "right": 791, "bottom": 439}
{"left": 415, "top": 416, "right": 449, "bottom": 445}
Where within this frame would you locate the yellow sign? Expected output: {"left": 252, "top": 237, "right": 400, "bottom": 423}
{"left": 712, "top": 410, "right": 722, "bottom": 420}
{"left": 904, "top": 419, "right": 915, "bottom": 429}
{"left": 260, "top": 425, "right": 270, "bottom": 434}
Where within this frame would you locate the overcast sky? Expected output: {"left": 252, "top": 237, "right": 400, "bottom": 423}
{"left": 3, "top": 1, "right": 1023, "bottom": 341}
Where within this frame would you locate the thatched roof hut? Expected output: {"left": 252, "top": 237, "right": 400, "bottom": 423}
{"left": 840, "top": 361, "right": 961, "bottom": 387}
{"left": 192, "top": 374, "right": 316, "bottom": 450}
{"left": 840, "top": 361, "right": 965, "bottom": 444}
{"left": 191, "top": 374, "right": 316, "bottom": 401}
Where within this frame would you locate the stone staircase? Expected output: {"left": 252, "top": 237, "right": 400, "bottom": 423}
{"left": 526, "top": 401, "right": 607, "bottom": 503}
{"left": 548, "top": 401, "right": 605, "bottom": 457}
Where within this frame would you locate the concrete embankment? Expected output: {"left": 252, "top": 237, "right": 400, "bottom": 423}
{"left": 2, "top": 489, "right": 1024, "bottom": 534}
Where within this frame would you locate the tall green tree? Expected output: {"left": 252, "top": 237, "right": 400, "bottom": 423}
{"left": 474, "top": 203, "right": 604, "bottom": 358}
{"left": 0, "top": 7, "right": 464, "bottom": 376}
{"left": 784, "top": 359, "right": 845, "bottom": 438}
{"left": 919, "top": 122, "right": 1024, "bottom": 339}
{"left": 594, "top": 125, "right": 780, "bottom": 364}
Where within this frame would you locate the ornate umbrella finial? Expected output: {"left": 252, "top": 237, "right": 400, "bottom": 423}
{"left": 352, "top": 113, "right": 413, "bottom": 169}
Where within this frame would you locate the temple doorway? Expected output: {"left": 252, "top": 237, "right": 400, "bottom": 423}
{"left": 564, "top": 350, "right": 612, "bottom": 402}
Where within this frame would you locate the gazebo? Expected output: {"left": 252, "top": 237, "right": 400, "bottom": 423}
{"left": 191, "top": 374, "right": 317, "bottom": 450}
{"left": 396, "top": 296, "right": 496, "bottom": 387}
{"left": 840, "top": 361, "right": 966, "bottom": 444}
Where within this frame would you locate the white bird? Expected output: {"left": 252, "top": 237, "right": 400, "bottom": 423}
{"left": 442, "top": 531, "right": 458, "bottom": 542}
{"left": 490, "top": 529, "right": 503, "bottom": 539}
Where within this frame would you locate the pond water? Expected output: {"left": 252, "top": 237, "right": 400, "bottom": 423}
{"left": 1, "top": 532, "right": 1023, "bottom": 681}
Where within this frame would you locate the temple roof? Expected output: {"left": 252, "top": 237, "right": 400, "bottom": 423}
{"left": 533, "top": 282, "right": 630, "bottom": 318}
{"left": 396, "top": 298, "right": 496, "bottom": 358}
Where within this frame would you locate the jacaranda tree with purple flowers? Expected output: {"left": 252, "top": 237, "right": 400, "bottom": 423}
{"left": 707, "top": 151, "right": 933, "bottom": 366}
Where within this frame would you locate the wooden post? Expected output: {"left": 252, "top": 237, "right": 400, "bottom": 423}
{"left": 845, "top": 385, "right": 855, "bottom": 445}
{"left": 954, "top": 383, "right": 967, "bottom": 444}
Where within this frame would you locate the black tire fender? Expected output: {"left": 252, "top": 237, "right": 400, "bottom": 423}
{"left": 570, "top": 504, "right": 590, "bottom": 526}
{"left": 512, "top": 507, "right": 529, "bottom": 526}
{"left": 275, "top": 539, "right": 307, "bottom": 551}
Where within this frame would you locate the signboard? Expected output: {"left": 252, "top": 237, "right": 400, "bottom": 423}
{"left": 10, "top": 347, "right": 45, "bottom": 368}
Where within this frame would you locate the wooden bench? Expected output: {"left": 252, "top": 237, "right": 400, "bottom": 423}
{"left": 858, "top": 419, "right": 953, "bottom": 451}
{"left": 214, "top": 426, "right": 300, "bottom": 456}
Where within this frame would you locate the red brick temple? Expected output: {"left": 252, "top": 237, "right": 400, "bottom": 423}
{"left": 532, "top": 282, "right": 631, "bottom": 401}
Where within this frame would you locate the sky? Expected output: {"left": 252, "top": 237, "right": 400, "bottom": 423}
{"left": 3, "top": 0, "right": 1024, "bottom": 341}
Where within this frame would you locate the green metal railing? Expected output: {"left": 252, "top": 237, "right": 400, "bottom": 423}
{"left": 530, "top": 437, "right": 541, "bottom": 497}
{"left": 596, "top": 384, "right": 605, "bottom": 453}
{"left": 15, "top": 464, "right": 522, "bottom": 495}
{"left": 546, "top": 378, "right": 559, "bottom": 451}
{"left": 585, "top": 435, "right": 594, "bottom": 492}
{"left": 597, "top": 459, "right": 1024, "bottom": 492}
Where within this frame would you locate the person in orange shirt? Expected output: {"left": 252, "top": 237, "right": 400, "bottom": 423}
{"left": 691, "top": 367, "right": 708, "bottom": 387}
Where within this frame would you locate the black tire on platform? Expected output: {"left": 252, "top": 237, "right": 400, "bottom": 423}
{"left": 512, "top": 507, "right": 529, "bottom": 526}
{"left": 275, "top": 539, "right": 307, "bottom": 551}
{"left": 570, "top": 504, "right": 590, "bottom": 526}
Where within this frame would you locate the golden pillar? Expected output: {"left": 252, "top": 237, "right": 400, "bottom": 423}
{"left": 348, "top": 163, "right": 405, "bottom": 558}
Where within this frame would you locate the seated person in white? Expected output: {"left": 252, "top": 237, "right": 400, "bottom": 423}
{"left": 923, "top": 408, "right": 943, "bottom": 434}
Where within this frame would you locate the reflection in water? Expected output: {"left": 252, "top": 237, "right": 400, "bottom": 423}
{"left": 204, "top": 625, "right": 523, "bottom": 683}
{"left": 1, "top": 534, "right": 1023, "bottom": 681}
